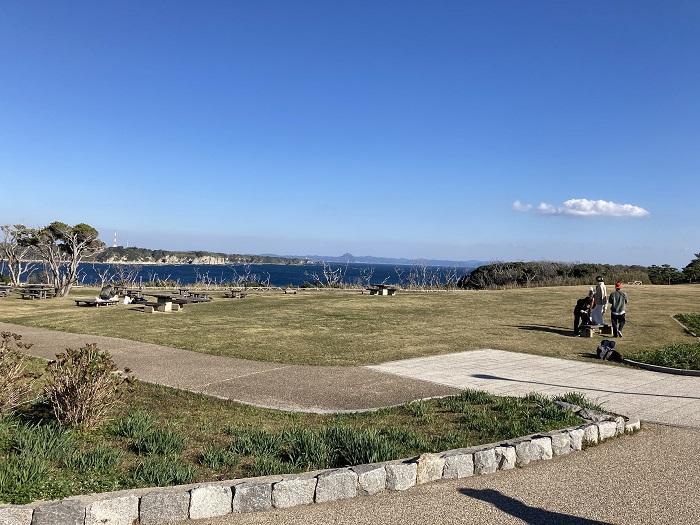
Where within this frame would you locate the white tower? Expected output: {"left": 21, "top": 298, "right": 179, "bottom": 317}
{"left": 113, "top": 232, "right": 117, "bottom": 248}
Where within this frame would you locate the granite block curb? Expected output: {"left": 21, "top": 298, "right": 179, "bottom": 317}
{"left": 0, "top": 411, "right": 640, "bottom": 525}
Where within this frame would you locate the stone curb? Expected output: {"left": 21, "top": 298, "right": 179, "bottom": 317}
{"left": 0, "top": 413, "right": 640, "bottom": 525}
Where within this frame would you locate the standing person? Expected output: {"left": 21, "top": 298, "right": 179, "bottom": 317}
{"left": 591, "top": 276, "right": 607, "bottom": 325}
{"left": 609, "top": 282, "right": 628, "bottom": 337}
{"left": 573, "top": 288, "right": 596, "bottom": 336}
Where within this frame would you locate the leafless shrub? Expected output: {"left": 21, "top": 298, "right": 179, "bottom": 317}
{"left": 0, "top": 332, "right": 34, "bottom": 415}
{"left": 305, "top": 262, "right": 348, "bottom": 288}
{"left": 44, "top": 344, "right": 132, "bottom": 429}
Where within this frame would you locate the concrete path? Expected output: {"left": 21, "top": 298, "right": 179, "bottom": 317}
{"left": 369, "top": 349, "right": 700, "bottom": 427}
{"left": 0, "top": 322, "right": 458, "bottom": 413}
{"left": 179, "top": 424, "right": 700, "bottom": 525}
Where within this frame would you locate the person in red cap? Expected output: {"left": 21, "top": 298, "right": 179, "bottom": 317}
{"left": 608, "top": 281, "right": 629, "bottom": 337}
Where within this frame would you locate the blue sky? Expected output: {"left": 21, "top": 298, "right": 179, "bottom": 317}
{"left": 1, "top": 1, "right": 698, "bottom": 266}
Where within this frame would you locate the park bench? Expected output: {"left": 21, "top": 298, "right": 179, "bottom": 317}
{"left": 225, "top": 289, "right": 248, "bottom": 298}
{"left": 74, "top": 298, "right": 119, "bottom": 307}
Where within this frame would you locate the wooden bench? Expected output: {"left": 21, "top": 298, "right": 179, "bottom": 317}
{"left": 74, "top": 298, "right": 119, "bottom": 307}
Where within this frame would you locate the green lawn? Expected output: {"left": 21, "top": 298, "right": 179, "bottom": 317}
{"left": 0, "top": 285, "right": 698, "bottom": 365}
{"left": 1, "top": 364, "right": 585, "bottom": 504}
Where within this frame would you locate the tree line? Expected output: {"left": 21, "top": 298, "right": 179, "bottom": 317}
{"left": 457, "top": 255, "right": 700, "bottom": 290}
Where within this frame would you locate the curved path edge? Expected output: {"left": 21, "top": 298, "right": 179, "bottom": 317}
{"left": 0, "top": 322, "right": 459, "bottom": 413}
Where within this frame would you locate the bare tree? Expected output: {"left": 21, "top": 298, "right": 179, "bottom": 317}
{"left": 0, "top": 225, "right": 38, "bottom": 286}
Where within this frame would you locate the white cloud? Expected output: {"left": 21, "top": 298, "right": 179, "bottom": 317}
{"left": 513, "top": 198, "right": 649, "bottom": 218}
{"left": 511, "top": 200, "right": 532, "bottom": 212}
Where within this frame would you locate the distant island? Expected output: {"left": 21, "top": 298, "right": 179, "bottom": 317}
{"left": 87, "top": 247, "right": 311, "bottom": 265}
{"left": 86, "top": 247, "right": 483, "bottom": 268}
{"left": 286, "top": 253, "right": 485, "bottom": 268}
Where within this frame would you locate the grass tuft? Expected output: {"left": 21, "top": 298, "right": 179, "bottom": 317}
{"left": 111, "top": 411, "right": 156, "bottom": 438}
{"left": 132, "top": 428, "right": 186, "bottom": 456}
{"left": 131, "top": 456, "right": 197, "bottom": 486}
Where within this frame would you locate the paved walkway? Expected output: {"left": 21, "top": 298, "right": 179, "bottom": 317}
{"left": 0, "top": 322, "right": 457, "bottom": 413}
{"left": 183, "top": 424, "right": 700, "bottom": 525}
{"left": 369, "top": 349, "right": 700, "bottom": 427}
{"left": 5, "top": 322, "right": 700, "bottom": 423}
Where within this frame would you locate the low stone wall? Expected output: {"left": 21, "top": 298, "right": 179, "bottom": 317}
{"left": 0, "top": 414, "right": 641, "bottom": 525}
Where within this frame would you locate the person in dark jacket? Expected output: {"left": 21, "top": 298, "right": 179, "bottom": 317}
{"left": 608, "top": 281, "right": 629, "bottom": 337}
{"left": 573, "top": 288, "right": 596, "bottom": 336}
{"left": 99, "top": 284, "right": 117, "bottom": 300}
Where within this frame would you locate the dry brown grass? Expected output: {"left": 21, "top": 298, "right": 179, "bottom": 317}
{"left": 0, "top": 285, "right": 697, "bottom": 365}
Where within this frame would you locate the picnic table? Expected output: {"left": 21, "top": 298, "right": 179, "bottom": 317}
{"left": 0, "top": 284, "right": 12, "bottom": 297}
{"left": 365, "top": 284, "right": 397, "bottom": 296}
{"left": 145, "top": 293, "right": 179, "bottom": 312}
{"left": 224, "top": 290, "right": 248, "bottom": 299}
{"left": 20, "top": 284, "right": 54, "bottom": 300}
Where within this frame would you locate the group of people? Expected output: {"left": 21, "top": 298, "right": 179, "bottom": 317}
{"left": 573, "top": 276, "right": 628, "bottom": 337}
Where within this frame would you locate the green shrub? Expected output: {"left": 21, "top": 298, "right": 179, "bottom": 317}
{"left": 63, "top": 446, "right": 122, "bottom": 474}
{"left": 0, "top": 332, "right": 34, "bottom": 416}
{"left": 44, "top": 344, "right": 131, "bottom": 429}
{"left": 112, "top": 411, "right": 155, "bottom": 438}
{"left": 133, "top": 428, "right": 185, "bottom": 456}
{"left": 131, "top": 456, "right": 197, "bottom": 486}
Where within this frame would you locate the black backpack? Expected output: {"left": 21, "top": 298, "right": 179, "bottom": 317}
{"left": 597, "top": 339, "right": 621, "bottom": 362}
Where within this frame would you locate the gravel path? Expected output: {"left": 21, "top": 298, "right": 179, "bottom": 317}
{"left": 180, "top": 424, "right": 699, "bottom": 525}
{"left": 0, "top": 321, "right": 458, "bottom": 413}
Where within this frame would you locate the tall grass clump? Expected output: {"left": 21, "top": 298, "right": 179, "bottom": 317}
{"left": 199, "top": 444, "right": 237, "bottom": 470}
{"left": 11, "top": 422, "right": 73, "bottom": 460}
{"left": 131, "top": 456, "right": 197, "bottom": 486}
{"left": 63, "top": 446, "right": 123, "bottom": 474}
{"left": 44, "top": 344, "right": 132, "bottom": 429}
{"left": 112, "top": 411, "right": 155, "bottom": 438}
{"left": 553, "top": 392, "right": 604, "bottom": 412}
{"left": 132, "top": 428, "right": 186, "bottom": 456}
{"left": 0, "top": 332, "right": 34, "bottom": 416}
{"left": 227, "top": 428, "right": 283, "bottom": 456}
{"left": 0, "top": 454, "right": 50, "bottom": 504}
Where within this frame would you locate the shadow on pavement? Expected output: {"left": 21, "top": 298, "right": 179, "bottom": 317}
{"left": 459, "top": 488, "right": 611, "bottom": 525}
{"left": 471, "top": 374, "right": 700, "bottom": 401}
{"left": 515, "top": 324, "right": 574, "bottom": 337}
